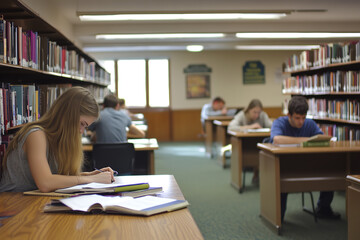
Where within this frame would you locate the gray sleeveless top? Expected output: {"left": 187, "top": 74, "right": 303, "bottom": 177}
{"left": 0, "top": 128, "right": 58, "bottom": 192}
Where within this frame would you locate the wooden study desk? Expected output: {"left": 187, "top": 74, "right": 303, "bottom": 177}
{"left": 227, "top": 130, "right": 270, "bottom": 193}
{"left": 83, "top": 138, "right": 159, "bottom": 175}
{"left": 0, "top": 175, "right": 204, "bottom": 240}
{"left": 204, "top": 116, "right": 233, "bottom": 157}
{"left": 346, "top": 175, "right": 360, "bottom": 240}
{"left": 257, "top": 142, "right": 360, "bottom": 234}
{"left": 213, "top": 120, "right": 231, "bottom": 167}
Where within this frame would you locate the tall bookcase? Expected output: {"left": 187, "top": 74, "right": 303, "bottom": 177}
{"left": 282, "top": 43, "right": 360, "bottom": 141}
{"left": 0, "top": 0, "right": 111, "bottom": 135}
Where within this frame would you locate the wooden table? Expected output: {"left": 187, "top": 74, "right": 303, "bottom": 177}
{"left": 213, "top": 120, "right": 231, "bottom": 167}
{"left": 257, "top": 142, "right": 360, "bottom": 234}
{"left": 0, "top": 175, "right": 203, "bottom": 240}
{"left": 83, "top": 138, "right": 159, "bottom": 175}
{"left": 227, "top": 130, "right": 270, "bottom": 193}
{"left": 346, "top": 175, "right": 360, "bottom": 240}
{"left": 204, "top": 116, "right": 233, "bottom": 158}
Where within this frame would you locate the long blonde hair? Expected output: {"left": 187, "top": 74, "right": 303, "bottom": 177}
{"left": 2, "top": 87, "right": 99, "bottom": 177}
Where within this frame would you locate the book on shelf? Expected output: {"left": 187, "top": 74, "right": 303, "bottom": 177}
{"left": 24, "top": 186, "right": 163, "bottom": 198}
{"left": 55, "top": 182, "right": 150, "bottom": 194}
{"left": 43, "top": 194, "right": 189, "bottom": 216}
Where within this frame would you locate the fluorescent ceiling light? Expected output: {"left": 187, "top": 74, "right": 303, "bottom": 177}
{"left": 236, "top": 32, "right": 360, "bottom": 38}
{"left": 96, "top": 33, "right": 225, "bottom": 40}
{"left": 186, "top": 45, "right": 204, "bottom": 52}
{"left": 235, "top": 45, "right": 320, "bottom": 50}
{"left": 80, "top": 13, "right": 287, "bottom": 21}
{"left": 83, "top": 46, "right": 187, "bottom": 52}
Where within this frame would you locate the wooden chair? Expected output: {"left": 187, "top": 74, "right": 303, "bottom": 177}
{"left": 92, "top": 143, "right": 135, "bottom": 175}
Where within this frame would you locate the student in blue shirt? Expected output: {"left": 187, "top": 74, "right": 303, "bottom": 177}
{"left": 271, "top": 96, "right": 340, "bottom": 222}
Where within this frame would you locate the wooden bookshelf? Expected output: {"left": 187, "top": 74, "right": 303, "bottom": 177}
{"left": 0, "top": 0, "right": 110, "bottom": 137}
{"left": 282, "top": 44, "right": 360, "bottom": 140}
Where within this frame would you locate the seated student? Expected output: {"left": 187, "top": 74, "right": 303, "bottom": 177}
{"left": 0, "top": 87, "right": 115, "bottom": 193}
{"left": 118, "top": 98, "right": 133, "bottom": 118}
{"left": 228, "top": 99, "right": 272, "bottom": 183}
{"left": 270, "top": 96, "right": 340, "bottom": 221}
{"left": 228, "top": 99, "right": 272, "bottom": 132}
{"left": 88, "top": 94, "right": 145, "bottom": 143}
{"left": 200, "top": 97, "right": 228, "bottom": 130}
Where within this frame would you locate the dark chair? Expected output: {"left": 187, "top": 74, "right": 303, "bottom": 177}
{"left": 92, "top": 143, "right": 135, "bottom": 175}
{"left": 262, "top": 137, "right": 317, "bottom": 222}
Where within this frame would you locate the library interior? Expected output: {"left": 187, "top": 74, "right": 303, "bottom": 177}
{"left": 1, "top": 0, "right": 360, "bottom": 239}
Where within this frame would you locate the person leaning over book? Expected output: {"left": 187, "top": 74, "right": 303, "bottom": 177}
{"left": 270, "top": 96, "right": 340, "bottom": 222}
{"left": 200, "top": 96, "right": 228, "bottom": 130}
{"left": 228, "top": 99, "right": 272, "bottom": 183}
{"left": 228, "top": 99, "right": 272, "bottom": 132}
{"left": 0, "top": 87, "right": 115, "bottom": 193}
{"left": 87, "top": 94, "right": 145, "bottom": 143}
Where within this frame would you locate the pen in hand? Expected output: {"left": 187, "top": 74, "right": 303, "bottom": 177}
{"left": 94, "top": 168, "right": 119, "bottom": 176}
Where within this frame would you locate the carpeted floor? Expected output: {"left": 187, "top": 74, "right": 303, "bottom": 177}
{"left": 154, "top": 141, "right": 347, "bottom": 240}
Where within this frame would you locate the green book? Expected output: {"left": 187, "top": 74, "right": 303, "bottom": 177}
{"left": 302, "top": 141, "right": 330, "bottom": 147}
{"left": 55, "top": 182, "right": 150, "bottom": 194}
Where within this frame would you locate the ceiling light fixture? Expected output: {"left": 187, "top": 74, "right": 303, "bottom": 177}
{"left": 235, "top": 45, "right": 320, "bottom": 50}
{"left": 186, "top": 45, "right": 204, "bottom": 52}
{"left": 96, "top": 33, "right": 225, "bottom": 40}
{"left": 79, "top": 13, "right": 287, "bottom": 21}
{"left": 236, "top": 32, "right": 360, "bottom": 39}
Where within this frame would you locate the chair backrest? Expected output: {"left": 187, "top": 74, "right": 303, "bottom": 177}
{"left": 92, "top": 143, "right": 135, "bottom": 175}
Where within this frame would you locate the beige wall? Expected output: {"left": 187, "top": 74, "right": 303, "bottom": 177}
{"left": 90, "top": 50, "right": 298, "bottom": 110}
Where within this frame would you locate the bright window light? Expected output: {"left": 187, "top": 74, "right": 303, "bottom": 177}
{"left": 236, "top": 32, "right": 360, "bottom": 39}
{"left": 148, "top": 59, "right": 169, "bottom": 107}
{"left": 96, "top": 33, "right": 225, "bottom": 40}
{"left": 80, "top": 13, "right": 287, "bottom": 21}
{"left": 117, "top": 60, "right": 146, "bottom": 107}
{"left": 235, "top": 45, "right": 320, "bottom": 50}
{"left": 186, "top": 45, "right": 204, "bottom": 52}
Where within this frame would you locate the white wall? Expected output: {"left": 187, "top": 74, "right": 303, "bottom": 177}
{"left": 90, "top": 50, "right": 297, "bottom": 110}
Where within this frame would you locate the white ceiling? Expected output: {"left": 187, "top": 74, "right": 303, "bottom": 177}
{"left": 46, "top": 0, "right": 360, "bottom": 52}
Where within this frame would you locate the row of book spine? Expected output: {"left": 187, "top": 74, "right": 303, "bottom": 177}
{"left": 319, "top": 123, "right": 360, "bottom": 141}
{"left": 0, "top": 19, "right": 110, "bottom": 85}
{"left": 308, "top": 98, "right": 359, "bottom": 121}
{"left": 284, "top": 41, "right": 360, "bottom": 72}
{"left": 282, "top": 98, "right": 360, "bottom": 122}
{"left": 282, "top": 70, "right": 360, "bottom": 94}
{"left": 0, "top": 84, "right": 110, "bottom": 138}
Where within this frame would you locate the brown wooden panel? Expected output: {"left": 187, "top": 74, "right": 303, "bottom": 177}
{"left": 171, "top": 109, "right": 203, "bottom": 141}
{"left": 143, "top": 110, "right": 171, "bottom": 141}
{"left": 263, "top": 107, "right": 283, "bottom": 119}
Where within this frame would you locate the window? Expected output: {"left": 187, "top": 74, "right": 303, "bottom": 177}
{"left": 117, "top": 59, "right": 170, "bottom": 108}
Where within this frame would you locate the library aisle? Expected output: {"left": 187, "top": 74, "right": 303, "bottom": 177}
{"left": 155, "top": 142, "right": 347, "bottom": 240}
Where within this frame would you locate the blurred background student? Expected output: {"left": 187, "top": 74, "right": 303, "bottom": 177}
{"left": 228, "top": 99, "right": 272, "bottom": 132}
{"left": 88, "top": 94, "right": 145, "bottom": 143}
{"left": 228, "top": 99, "right": 272, "bottom": 184}
{"left": 201, "top": 97, "right": 228, "bottom": 130}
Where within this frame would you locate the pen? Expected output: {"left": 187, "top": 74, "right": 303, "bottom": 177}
{"left": 94, "top": 168, "right": 118, "bottom": 176}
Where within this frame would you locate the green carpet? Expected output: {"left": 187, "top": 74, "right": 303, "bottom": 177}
{"left": 154, "top": 142, "right": 347, "bottom": 240}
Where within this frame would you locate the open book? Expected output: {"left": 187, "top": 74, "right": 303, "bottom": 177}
{"left": 245, "top": 128, "right": 271, "bottom": 133}
{"left": 302, "top": 134, "right": 332, "bottom": 147}
{"left": 43, "top": 194, "right": 189, "bottom": 216}
{"left": 55, "top": 182, "right": 150, "bottom": 194}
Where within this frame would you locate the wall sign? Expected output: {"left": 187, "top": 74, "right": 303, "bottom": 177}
{"left": 243, "top": 61, "right": 265, "bottom": 84}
